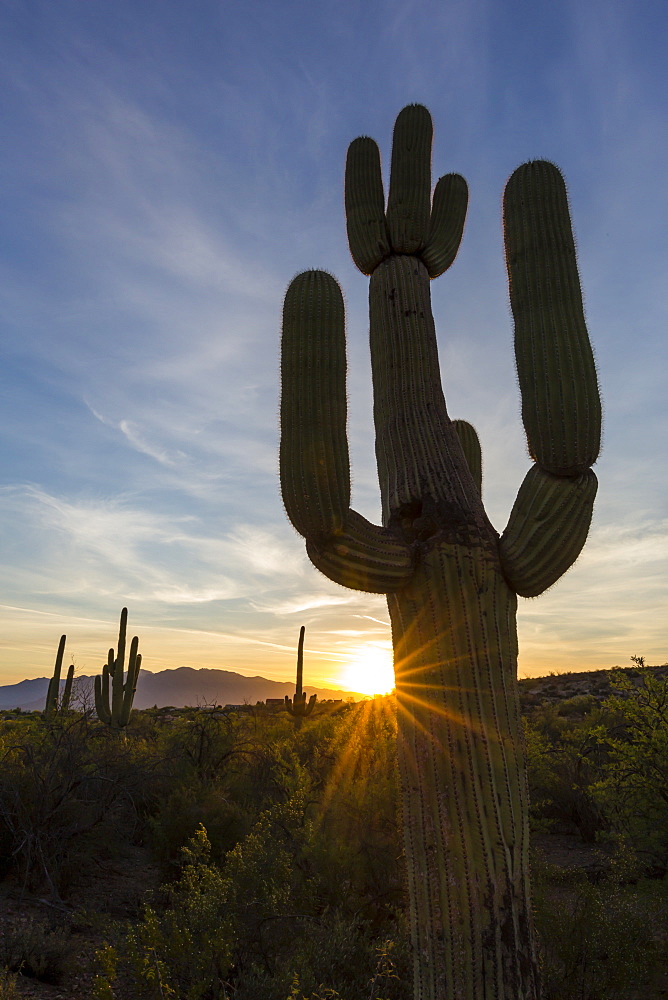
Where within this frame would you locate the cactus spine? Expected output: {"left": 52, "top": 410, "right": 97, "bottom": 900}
{"left": 94, "top": 608, "right": 142, "bottom": 731}
{"left": 44, "top": 634, "right": 74, "bottom": 718}
{"left": 280, "top": 106, "right": 600, "bottom": 1000}
{"left": 285, "top": 625, "right": 316, "bottom": 726}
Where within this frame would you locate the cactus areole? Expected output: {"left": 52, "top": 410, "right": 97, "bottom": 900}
{"left": 280, "top": 105, "right": 600, "bottom": 1000}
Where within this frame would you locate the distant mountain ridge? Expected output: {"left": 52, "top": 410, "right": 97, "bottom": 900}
{"left": 0, "top": 666, "right": 365, "bottom": 712}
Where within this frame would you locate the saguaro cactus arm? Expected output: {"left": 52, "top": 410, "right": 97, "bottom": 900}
{"left": 44, "top": 636, "right": 75, "bottom": 718}
{"left": 61, "top": 662, "right": 74, "bottom": 712}
{"left": 452, "top": 419, "right": 482, "bottom": 495}
{"left": 500, "top": 465, "right": 597, "bottom": 597}
{"left": 280, "top": 270, "right": 413, "bottom": 592}
{"left": 44, "top": 634, "right": 65, "bottom": 718}
{"left": 504, "top": 161, "right": 601, "bottom": 476}
{"left": 499, "top": 161, "right": 601, "bottom": 595}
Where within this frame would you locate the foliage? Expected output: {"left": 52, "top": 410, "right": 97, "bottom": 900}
{"left": 0, "top": 969, "right": 19, "bottom": 1000}
{"left": 2, "top": 666, "right": 668, "bottom": 996}
{"left": 92, "top": 700, "right": 411, "bottom": 1000}
{"left": 523, "top": 703, "right": 609, "bottom": 841}
{"left": 533, "top": 849, "right": 660, "bottom": 999}
{"left": 0, "top": 712, "right": 166, "bottom": 894}
{"left": 0, "top": 915, "right": 75, "bottom": 984}
{"left": 591, "top": 665, "right": 668, "bottom": 869}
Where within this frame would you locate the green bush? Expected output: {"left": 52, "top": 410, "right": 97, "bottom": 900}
{"left": 533, "top": 849, "right": 659, "bottom": 999}
{"left": 0, "top": 713, "right": 168, "bottom": 893}
{"left": 0, "top": 969, "right": 19, "bottom": 1000}
{"left": 0, "top": 916, "right": 74, "bottom": 984}
{"left": 592, "top": 667, "right": 668, "bottom": 870}
{"left": 93, "top": 701, "right": 410, "bottom": 1000}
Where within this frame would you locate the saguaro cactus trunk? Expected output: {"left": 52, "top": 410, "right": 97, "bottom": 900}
{"left": 280, "top": 106, "right": 600, "bottom": 1000}
{"left": 285, "top": 625, "right": 317, "bottom": 727}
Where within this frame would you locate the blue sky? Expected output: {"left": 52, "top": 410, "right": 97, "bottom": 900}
{"left": 1, "top": 0, "right": 666, "bottom": 691}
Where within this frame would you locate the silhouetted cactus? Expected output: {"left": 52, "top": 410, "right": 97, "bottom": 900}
{"left": 43, "top": 634, "right": 74, "bottom": 719}
{"left": 280, "top": 105, "right": 600, "bottom": 999}
{"left": 285, "top": 625, "right": 316, "bottom": 727}
{"left": 94, "top": 608, "right": 142, "bottom": 731}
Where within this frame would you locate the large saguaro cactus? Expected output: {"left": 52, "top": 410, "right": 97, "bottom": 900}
{"left": 280, "top": 105, "right": 600, "bottom": 1000}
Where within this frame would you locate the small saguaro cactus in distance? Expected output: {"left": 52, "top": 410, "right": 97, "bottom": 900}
{"left": 43, "top": 634, "right": 75, "bottom": 719}
{"left": 94, "top": 608, "right": 142, "bottom": 732}
{"left": 280, "top": 105, "right": 600, "bottom": 1000}
{"left": 285, "top": 625, "right": 316, "bottom": 727}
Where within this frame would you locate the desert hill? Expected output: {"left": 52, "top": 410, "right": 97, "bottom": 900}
{"left": 0, "top": 665, "right": 364, "bottom": 712}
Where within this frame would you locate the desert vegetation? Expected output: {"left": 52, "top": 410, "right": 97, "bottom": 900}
{"left": 0, "top": 661, "right": 666, "bottom": 999}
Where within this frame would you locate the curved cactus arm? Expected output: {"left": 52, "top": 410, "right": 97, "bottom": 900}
{"left": 500, "top": 466, "right": 598, "bottom": 597}
{"left": 345, "top": 137, "right": 390, "bottom": 274}
{"left": 504, "top": 161, "right": 601, "bottom": 476}
{"left": 386, "top": 104, "right": 432, "bottom": 254}
{"left": 44, "top": 634, "right": 66, "bottom": 718}
{"left": 422, "top": 173, "right": 468, "bottom": 278}
{"left": 280, "top": 270, "right": 350, "bottom": 538}
{"left": 306, "top": 509, "right": 413, "bottom": 593}
{"left": 114, "top": 608, "right": 128, "bottom": 675}
{"left": 452, "top": 419, "right": 482, "bottom": 496}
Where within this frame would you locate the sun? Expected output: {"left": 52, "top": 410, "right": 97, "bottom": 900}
{"left": 342, "top": 642, "right": 395, "bottom": 696}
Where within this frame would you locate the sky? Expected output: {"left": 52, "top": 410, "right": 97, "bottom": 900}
{"left": 0, "top": 0, "right": 666, "bottom": 694}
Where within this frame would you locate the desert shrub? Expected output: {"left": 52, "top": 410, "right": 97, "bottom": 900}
{"left": 0, "top": 713, "right": 167, "bottom": 894}
{"left": 0, "top": 916, "right": 74, "bottom": 984}
{"left": 591, "top": 667, "right": 668, "bottom": 870}
{"left": 94, "top": 701, "right": 410, "bottom": 1000}
{"left": 0, "top": 969, "right": 19, "bottom": 1000}
{"left": 523, "top": 710, "right": 608, "bottom": 841}
{"left": 148, "top": 778, "right": 251, "bottom": 865}
{"left": 533, "top": 849, "right": 659, "bottom": 999}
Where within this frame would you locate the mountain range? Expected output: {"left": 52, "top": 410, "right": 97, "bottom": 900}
{"left": 0, "top": 666, "right": 365, "bottom": 713}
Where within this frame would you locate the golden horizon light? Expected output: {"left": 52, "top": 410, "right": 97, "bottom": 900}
{"left": 340, "top": 641, "right": 395, "bottom": 697}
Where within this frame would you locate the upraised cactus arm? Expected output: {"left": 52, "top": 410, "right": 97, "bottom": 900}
{"left": 280, "top": 272, "right": 414, "bottom": 592}
{"left": 499, "top": 161, "right": 600, "bottom": 596}
{"left": 280, "top": 105, "right": 600, "bottom": 1000}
